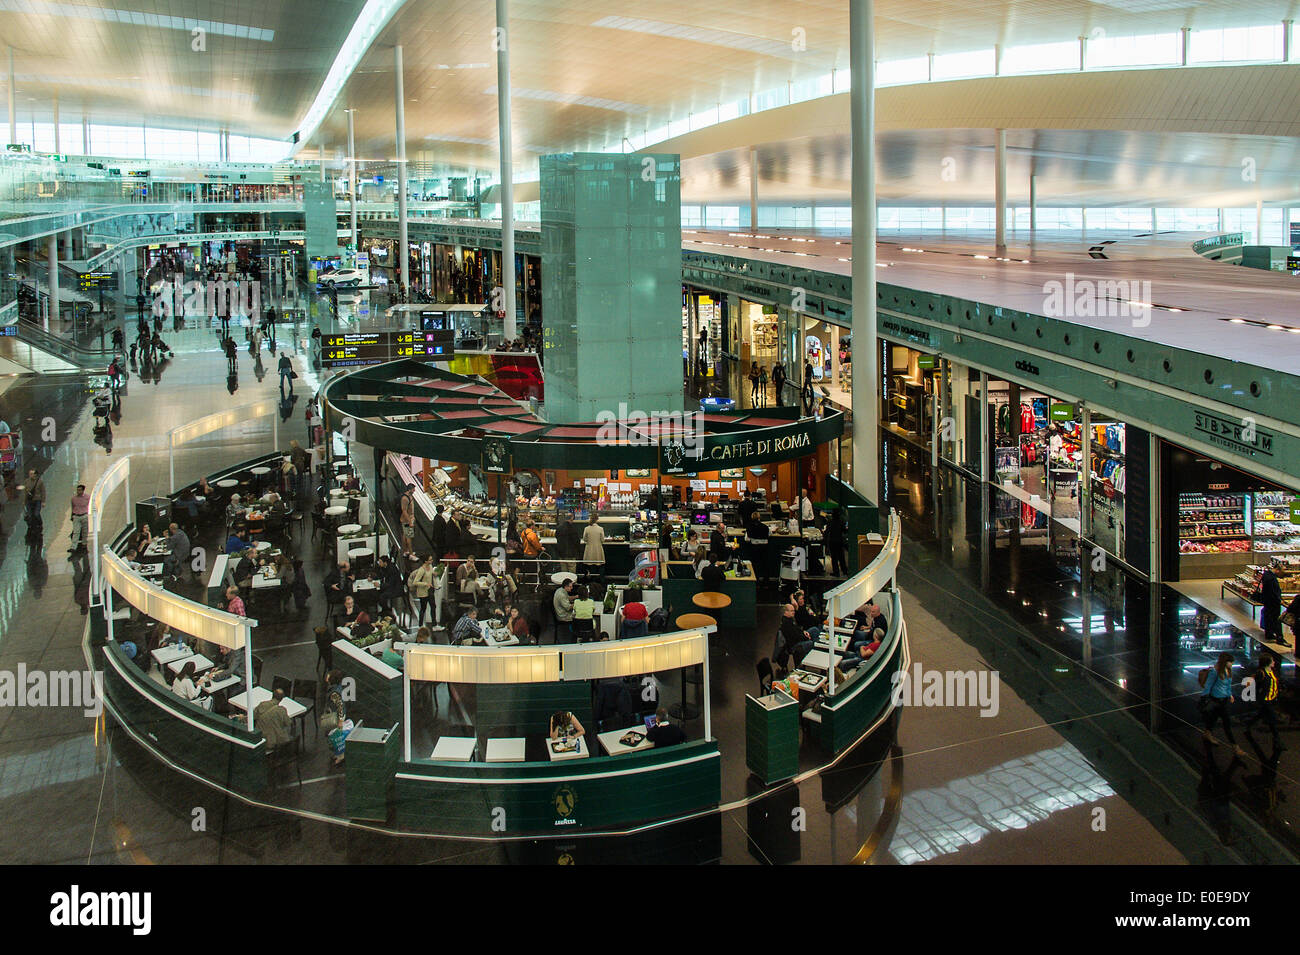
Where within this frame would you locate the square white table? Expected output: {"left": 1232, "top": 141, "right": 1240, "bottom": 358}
{"left": 251, "top": 572, "right": 283, "bottom": 589}
{"left": 799, "top": 649, "right": 837, "bottom": 673}
{"left": 485, "top": 737, "right": 527, "bottom": 762}
{"left": 482, "top": 626, "right": 519, "bottom": 647}
{"left": 151, "top": 645, "right": 193, "bottom": 669}
{"left": 431, "top": 737, "right": 477, "bottom": 762}
{"left": 353, "top": 578, "right": 380, "bottom": 593}
{"left": 143, "top": 540, "right": 170, "bottom": 558}
{"left": 598, "top": 725, "right": 655, "bottom": 756}
{"left": 790, "top": 669, "right": 826, "bottom": 695}
{"left": 546, "top": 735, "right": 589, "bottom": 761}
{"left": 201, "top": 673, "right": 243, "bottom": 695}
{"left": 227, "top": 686, "right": 307, "bottom": 719}
{"left": 167, "top": 654, "right": 212, "bottom": 677}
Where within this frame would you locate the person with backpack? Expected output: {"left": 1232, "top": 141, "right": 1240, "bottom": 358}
{"left": 1243, "top": 653, "right": 1284, "bottom": 751}
{"left": 1200, "top": 652, "right": 1244, "bottom": 756}
{"left": 772, "top": 362, "right": 786, "bottom": 407}
{"left": 1260, "top": 567, "right": 1290, "bottom": 648}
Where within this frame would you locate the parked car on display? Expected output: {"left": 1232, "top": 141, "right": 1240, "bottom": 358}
{"left": 316, "top": 268, "right": 364, "bottom": 289}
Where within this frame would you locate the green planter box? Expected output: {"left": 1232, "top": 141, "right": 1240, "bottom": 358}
{"left": 746, "top": 690, "right": 800, "bottom": 784}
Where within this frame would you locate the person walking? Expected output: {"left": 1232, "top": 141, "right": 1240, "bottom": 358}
{"left": 748, "top": 361, "right": 760, "bottom": 406}
{"left": 23, "top": 468, "right": 45, "bottom": 525}
{"left": 758, "top": 365, "right": 769, "bottom": 407}
{"left": 772, "top": 361, "right": 786, "bottom": 407}
{"left": 408, "top": 554, "right": 437, "bottom": 626}
{"left": 1260, "top": 567, "right": 1290, "bottom": 648}
{"left": 224, "top": 334, "right": 237, "bottom": 373}
{"left": 824, "top": 507, "right": 847, "bottom": 577}
{"left": 1243, "top": 653, "right": 1284, "bottom": 751}
{"left": 399, "top": 483, "right": 417, "bottom": 557}
{"left": 1200, "top": 652, "right": 1244, "bottom": 756}
{"left": 277, "top": 351, "right": 294, "bottom": 396}
{"left": 68, "top": 484, "right": 90, "bottom": 554}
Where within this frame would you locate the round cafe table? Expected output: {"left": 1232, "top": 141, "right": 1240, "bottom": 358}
{"left": 216, "top": 479, "right": 238, "bottom": 489}
{"left": 250, "top": 466, "right": 271, "bottom": 476}
{"left": 253, "top": 540, "right": 272, "bottom": 552}
{"left": 692, "top": 592, "right": 732, "bottom": 611}
{"left": 674, "top": 613, "right": 717, "bottom": 631}
{"left": 330, "top": 488, "right": 347, "bottom": 498}
{"left": 338, "top": 523, "right": 362, "bottom": 536}
{"left": 324, "top": 505, "right": 347, "bottom": 517}
{"left": 550, "top": 571, "right": 577, "bottom": 586}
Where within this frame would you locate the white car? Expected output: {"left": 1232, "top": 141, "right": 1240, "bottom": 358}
{"left": 316, "top": 268, "right": 364, "bottom": 289}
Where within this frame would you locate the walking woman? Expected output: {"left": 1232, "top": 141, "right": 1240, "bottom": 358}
{"left": 748, "top": 361, "right": 760, "bottom": 406}
{"left": 1200, "top": 652, "right": 1245, "bottom": 756}
{"left": 581, "top": 513, "right": 606, "bottom": 580}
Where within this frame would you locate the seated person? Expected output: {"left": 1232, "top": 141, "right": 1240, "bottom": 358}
{"left": 506, "top": 607, "right": 530, "bottom": 641}
{"left": 455, "top": 555, "right": 484, "bottom": 601}
{"left": 621, "top": 587, "right": 649, "bottom": 638}
{"left": 774, "top": 602, "right": 814, "bottom": 672}
{"left": 745, "top": 513, "right": 770, "bottom": 542}
{"left": 341, "top": 474, "right": 361, "bottom": 492}
{"left": 452, "top": 605, "right": 482, "bottom": 645}
{"left": 692, "top": 546, "right": 710, "bottom": 579}
{"left": 380, "top": 640, "right": 404, "bottom": 670}
{"left": 839, "top": 634, "right": 883, "bottom": 672}
{"left": 350, "top": 611, "right": 374, "bottom": 640}
{"left": 201, "top": 644, "right": 245, "bottom": 688}
{"left": 131, "top": 525, "right": 153, "bottom": 552}
{"left": 253, "top": 688, "right": 294, "bottom": 750}
{"left": 413, "top": 626, "right": 434, "bottom": 645}
{"left": 175, "top": 487, "right": 200, "bottom": 520}
{"left": 225, "top": 494, "right": 246, "bottom": 525}
{"left": 230, "top": 551, "right": 256, "bottom": 589}
{"left": 325, "top": 561, "right": 355, "bottom": 600}
{"left": 171, "top": 661, "right": 202, "bottom": 701}
{"left": 571, "top": 585, "right": 597, "bottom": 639}
{"left": 549, "top": 709, "right": 585, "bottom": 741}
{"left": 224, "top": 527, "right": 251, "bottom": 555}
{"left": 853, "top": 599, "right": 888, "bottom": 645}
{"left": 699, "top": 558, "right": 726, "bottom": 589}
{"left": 792, "top": 591, "right": 820, "bottom": 632}
{"left": 646, "top": 707, "right": 687, "bottom": 747}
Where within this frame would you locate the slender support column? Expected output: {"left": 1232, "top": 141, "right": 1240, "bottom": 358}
{"left": 347, "top": 109, "right": 358, "bottom": 260}
{"left": 1029, "top": 173, "right": 1037, "bottom": 242}
{"left": 1181, "top": 27, "right": 1190, "bottom": 65}
{"left": 979, "top": 371, "right": 989, "bottom": 484}
{"left": 1079, "top": 35, "right": 1086, "bottom": 71}
{"left": 1285, "top": 21, "right": 1293, "bottom": 63}
{"left": 495, "top": 0, "right": 516, "bottom": 339}
{"left": 82, "top": 116, "right": 89, "bottom": 154}
{"left": 47, "top": 236, "right": 58, "bottom": 332}
{"left": 6, "top": 48, "right": 14, "bottom": 146}
{"left": 1256, "top": 198, "right": 1264, "bottom": 244}
{"left": 395, "top": 45, "right": 410, "bottom": 294}
{"left": 995, "top": 128, "right": 1007, "bottom": 256}
{"left": 749, "top": 146, "right": 759, "bottom": 230}
{"left": 850, "top": 0, "right": 880, "bottom": 504}
{"left": 52, "top": 92, "right": 58, "bottom": 152}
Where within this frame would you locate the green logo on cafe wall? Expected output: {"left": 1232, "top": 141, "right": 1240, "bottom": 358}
{"left": 553, "top": 784, "right": 578, "bottom": 822}
{"left": 481, "top": 437, "right": 511, "bottom": 474}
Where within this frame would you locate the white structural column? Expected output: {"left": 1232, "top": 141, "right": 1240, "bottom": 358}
{"left": 52, "top": 92, "right": 58, "bottom": 152}
{"left": 6, "top": 48, "right": 14, "bottom": 146}
{"left": 82, "top": 116, "right": 88, "bottom": 154}
{"left": 347, "top": 109, "right": 358, "bottom": 259}
{"left": 995, "top": 128, "right": 1007, "bottom": 255}
{"left": 495, "top": 0, "right": 516, "bottom": 339}
{"left": 394, "top": 44, "right": 410, "bottom": 293}
{"left": 749, "top": 146, "right": 759, "bottom": 230}
{"left": 1256, "top": 199, "right": 1264, "bottom": 244}
{"left": 850, "top": 0, "right": 879, "bottom": 502}
{"left": 1029, "top": 172, "right": 1037, "bottom": 242}
{"left": 47, "top": 235, "right": 58, "bottom": 331}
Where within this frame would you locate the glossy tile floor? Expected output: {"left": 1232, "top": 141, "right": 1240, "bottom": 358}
{"left": 0, "top": 300, "right": 1290, "bottom": 863}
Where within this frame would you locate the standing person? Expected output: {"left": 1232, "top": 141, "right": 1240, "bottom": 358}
{"left": 224, "top": 334, "right": 237, "bottom": 373}
{"left": 219, "top": 298, "right": 231, "bottom": 338}
{"left": 24, "top": 469, "right": 45, "bottom": 524}
{"left": 824, "top": 507, "right": 847, "bottom": 577}
{"left": 1243, "top": 653, "right": 1284, "bottom": 751}
{"left": 277, "top": 351, "right": 294, "bottom": 396}
{"left": 163, "top": 522, "right": 190, "bottom": 582}
{"left": 1260, "top": 566, "right": 1290, "bottom": 648}
{"left": 552, "top": 577, "right": 575, "bottom": 642}
{"left": 748, "top": 361, "right": 760, "bottom": 406}
{"left": 321, "top": 669, "right": 350, "bottom": 766}
{"left": 431, "top": 504, "right": 449, "bottom": 561}
{"left": 1200, "top": 652, "right": 1244, "bottom": 756}
{"left": 800, "top": 489, "right": 815, "bottom": 529}
{"left": 399, "top": 483, "right": 417, "bottom": 557}
{"left": 250, "top": 322, "right": 263, "bottom": 357}
{"left": 68, "top": 484, "right": 90, "bottom": 554}
{"left": 521, "top": 519, "right": 543, "bottom": 557}
{"left": 696, "top": 326, "right": 708, "bottom": 376}
{"left": 772, "top": 361, "right": 786, "bottom": 407}
{"left": 408, "top": 554, "right": 437, "bottom": 626}
{"left": 265, "top": 306, "right": 277, "bottom": 350}
{"left": 111, "top": 325, "right": 124, "bottom": 352}
{"left": 581, "top": 513, "right": 606, "bottom": 580}
{"left": 758, "top": 364, "right": 769, "bottom": 407}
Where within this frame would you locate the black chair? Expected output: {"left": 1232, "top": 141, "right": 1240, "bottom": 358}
{"left": 252, "top": 654, "right": 265, "bottom": 686}
{"left": 265, "top": 743, "right": 302, "bottom": 787}
{"left": 314, "top": 626, "right": 334, "bottom": 672}
{"left": 757, "top": 657, "right": 775, "bottom": 695}
{"left": 292, "top": 678, "right": 318, "bottom": 740}
{"left": 270, "top": 674, "right": 293, "bottom": 696}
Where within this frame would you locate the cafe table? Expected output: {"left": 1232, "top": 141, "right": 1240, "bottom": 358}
{"left": 550, "top": 571, "right": 577, "bottom": 586}
{"left": 482, "top": 626, "right": 519, "bottom": 647}
{"left": 215, "top": 479, "right": 238, "bottom": 490}
{"left": 597, "top": 725, "right": 656, "bottom": 756}
{"left": 167, "top": 654, "right": 212, "bottom": 677}
{"left": 798, "top": 649, "right": 838, "bottom": 673}
{"left": 546, "top": 735, "right": 589, "bottom": 762}
{"left": 201, "top": 672, "right": 242, "bottom": 695}
{"left": 251, "top": 571, "right": 283, "bottom": 589}
{"left": 151, "top": 645, "right": 193, "bottom": 670}
{"left": 692, "top": 591, "right": 732, "bottom": 611}
{"left": 430, "top": 737, "right": 477, "bottom": 762}
{"left": 228, "top": 686, "right": 308, "bottom": 719}
{"left": 143, "top": 540, "right": 170, "bottom": 559}
{"left": 484, "top": 738, "right": 527, "bottom": 762}
{"left": 324, "top": 505, "right": 348, "bottom": 518}
{"left": 338, "top": 523, "right": 362, "bottom": 536}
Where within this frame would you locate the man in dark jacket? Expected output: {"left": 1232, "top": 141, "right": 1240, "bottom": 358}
{"left": 1261, "top": 568, "right": 1289, "bottom": 647}
{"left": 431, "top": 504, "right": 448, "bottom": 560}
{"left": 774, "top": 602, "right": 812, "bottom": 672}
{"left": 376, "top": 554, "right": 404, "bottom": 617}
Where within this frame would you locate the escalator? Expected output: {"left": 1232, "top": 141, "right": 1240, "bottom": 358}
{"left": 0, "top": 316, "right": 112, "bottom": 374}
